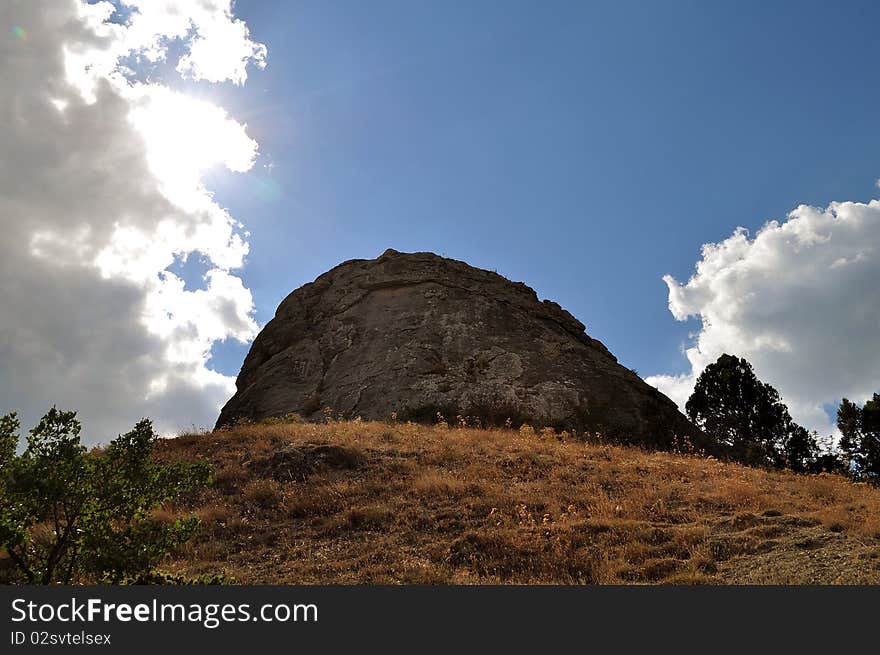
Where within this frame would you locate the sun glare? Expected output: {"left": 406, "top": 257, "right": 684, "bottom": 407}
{"left": 128, "top": 86, "right": 258, "bottom": 209}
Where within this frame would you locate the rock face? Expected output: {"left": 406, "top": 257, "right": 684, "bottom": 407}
{"left": 217, "top": 249, "right": 705, "bottom": 449}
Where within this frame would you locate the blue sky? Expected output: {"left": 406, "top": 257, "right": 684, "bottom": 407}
{"left": 199, "top": 0, "right": 880, "bottom": 383}
{"left": 4, "top": 0, "right": 879, "bottom": 438}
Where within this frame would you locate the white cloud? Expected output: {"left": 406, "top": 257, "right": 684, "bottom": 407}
{"left": 647, "top": 201, "right": 880, "bottom": 437}
{"left": 62, "top": 1, "right": 267, "bottom": 96}
{"left": 127, "top": 84, "right": 259, "bottom": 209}
{"left": 119, "top": 0, "right": 266, "bottom": 84}
{"left": 0, "top": 0, "right": 266, "bottom": 441}
{"left": 175, "top": 4, "right": 267, "bottom": 84}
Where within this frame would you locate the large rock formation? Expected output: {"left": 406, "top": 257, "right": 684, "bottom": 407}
{"left": 217, "top": 249, "right": 706, "bottom": 449}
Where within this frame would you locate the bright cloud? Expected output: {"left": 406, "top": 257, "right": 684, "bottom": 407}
{"left": 176, "top": 4, "right": 267, "bottom": 84}
{"left": 63, "top": 1, "right": 267, "bottom": 94}
{"left": 128, "top": 84, "right": 259, "bottom": 208}
{"left": 0, "top": 0, "right": 266, "bottom": 441}
{"left": 119, "top": 0, "right": 267, "bottom": 84}
{"left": 647, "top": 201, "right": 880, "bottom": 437}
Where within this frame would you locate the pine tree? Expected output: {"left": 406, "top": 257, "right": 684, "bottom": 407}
{"left": 837, "top": 398, "right": 863, "bottom": 464}
{"left": 686, "top": 354, "right": 813, "bottom": 468}
{"left": 861, "top": 394, "right": 880, "bottom": 478}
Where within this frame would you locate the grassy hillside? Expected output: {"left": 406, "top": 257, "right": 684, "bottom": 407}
{"left": 157, "top": 420, "right": 880, "bottom": 584}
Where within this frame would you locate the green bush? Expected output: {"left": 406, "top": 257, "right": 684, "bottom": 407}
{"left": 0, "top": 408, "right": 211, "bottom": 584}
{"left": 259, "top": 412, "right": 303, "bottom": 426}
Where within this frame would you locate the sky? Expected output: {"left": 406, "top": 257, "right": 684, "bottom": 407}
{"left": 2, "top": 0, "right": 880, "bottom": 443}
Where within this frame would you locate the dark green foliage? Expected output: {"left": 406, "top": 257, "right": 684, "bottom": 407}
{"left": 783, "top": 425, "right": 820, "bottom": 473}
{"left": 810, "top": 453, "right": 844, "bottom": 474}
{"left": 864, "top": 394, "right": 880, "bottom": 434}
{"left": 839, "top": 394, "right": 880, "bottom": 479}
{"left": 807, "top": 433, "right": 844, "bottom": 474}
{"left": 686, "top": 354, "right": 817, "bottom": 469}
{"left": 863, "top": 395, "right": 880, "bottom": 478}
{"left": 0, "top": 408, "right": 211, "bottom": 584}
{"left": 837, "top": 398, "right": 862, "bottom": 462}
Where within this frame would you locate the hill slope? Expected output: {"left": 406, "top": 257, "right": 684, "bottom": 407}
{"left": 159, "top": 420, "right": 880, "bottom": 584}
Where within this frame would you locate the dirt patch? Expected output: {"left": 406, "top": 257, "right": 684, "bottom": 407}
{"left": 718, "top": 526, "right": 880, "bottom": 584}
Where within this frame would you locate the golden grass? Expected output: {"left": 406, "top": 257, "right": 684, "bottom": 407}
{"left": 156, "top": 420, "right": 880, "bottom": 584}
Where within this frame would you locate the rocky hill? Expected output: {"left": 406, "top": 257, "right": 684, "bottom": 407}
{"left": 217, "top": 249, "right": 706, "bottom": 452}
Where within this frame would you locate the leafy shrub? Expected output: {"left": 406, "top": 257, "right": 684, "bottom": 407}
{"left": 0, "top": 408, "right": 211, "bottom": 584}
{"left": 259, "top": 412, "right": 303, "bottom": 426}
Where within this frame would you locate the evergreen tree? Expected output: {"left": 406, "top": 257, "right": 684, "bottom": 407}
{"left": 861, "top": 394, "right": 880, "bottom": 478}
{"left": 686, "top": 354, "right": 813, "bottom": 468}
{"left": 836, "top": 398, "right": 863, "bottom": 463}
{"left": 783, "top": 425, "right": 819, "bottom": 473}
{"left": 836, "top": 394, "right": 880, "bottom": 480}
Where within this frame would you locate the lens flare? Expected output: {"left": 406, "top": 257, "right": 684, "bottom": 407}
{"left": 12, "top": 25, "right": 26, "bottom": 39}
{"left": 253, "top": 174, "right": 282, "bottom": 203}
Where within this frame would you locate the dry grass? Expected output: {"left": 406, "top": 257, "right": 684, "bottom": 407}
{"left": 156, "top": 420, "right": 880, "bottom": 584}
{"left": 242, "top": 479, "right": 283, "bottom": 509}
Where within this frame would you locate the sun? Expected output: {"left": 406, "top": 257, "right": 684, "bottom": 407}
{"left": 127, "top": 85, "right": 258, "bottom": 210}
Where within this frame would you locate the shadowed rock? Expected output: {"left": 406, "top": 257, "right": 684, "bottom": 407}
{"left": 217, "top": 249, "right": 707, "bottom": 450}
